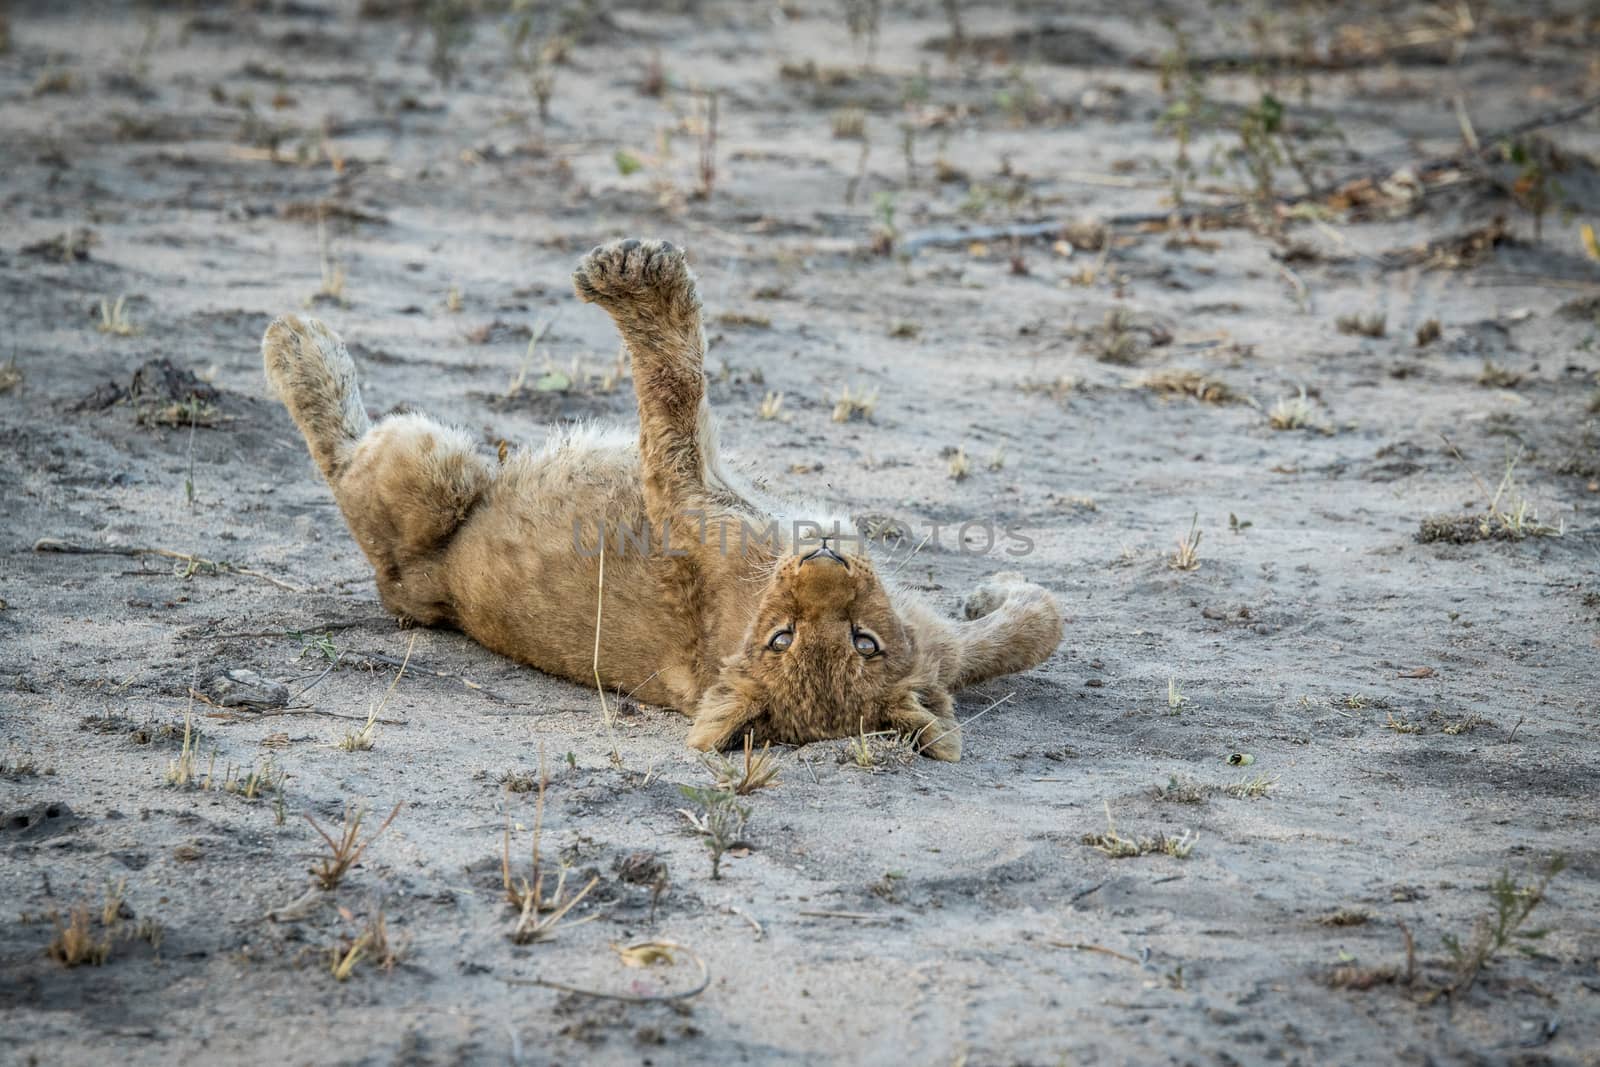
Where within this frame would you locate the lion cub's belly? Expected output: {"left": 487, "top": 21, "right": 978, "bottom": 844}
{"left": 441, "top": 439, "right": 699, "bottom": 710}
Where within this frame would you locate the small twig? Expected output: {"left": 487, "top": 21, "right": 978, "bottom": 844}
{"left": 919, "top": 691, "right": 1015, "bottom": 753}
{"left": 797, "top": 910, "right": 881, "bottom": 921}
{"left": 33, "top": 538, "right": 304, "bottom": 592}
{"left": 206, "top": 706, "right": 407, "bottom": 725}
{"left": 289, "top": 654, "right": 345, "bottom": 702}
{"left": 1047, "top": 940, "right": 1144, "bottom": 966}
{"left": 727, "top": 905, "right": 764, "bottom": 940}
{"left": 1508, "top": 714, "right": 1526, "bottom": 742}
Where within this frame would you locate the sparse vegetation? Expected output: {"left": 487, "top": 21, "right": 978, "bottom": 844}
{"left": 47, "top": 907, "right": 112, "bottom": 968}
{"left": 676, "top": 785, "right": 750, "bottom": 880}
{"left": 946, "top": 445, "right": 970, "bottom": 481}
{"left": 0, "top": 358, "right": 22, "bottom": 394}
{"left": 1169, "top": 514, "right": 1202, "bottom": 571}
{"left": 758, "top": 391, "right": 785, "bottom": 420}
{"left": 1421, "top": 442, "right": 1562, "bottom": 542}
{"left": 1225, "top": 773, "right": 1279, "bottom": 799}
{"left": 1435, "top": 856, "right": 1565, "bottom": 1000}
{"left": 502, "top": 748, "right": 598, "bottom": 943}
{"left": 305, "top": 803, "right": 403, "bottom": 891}
{"left": 96, "top": 295, "right": 137, "bottom": 336}
{"left": 1336, "top": 312, "right": 1387, "bottom": 338}
{"left": 1139, "top": 368, "right": 1236, "bottom": 404}
{"left": 1083, "top": 802, "right": 1196, "bottom": 859}
{"left": 831, "top": 107, "right": 866, "bottom": 139}
{"left": 699, "top": 733, "right": 781, "bottom": 795}
{"left": 1268, "top": 387, "right": 1320, "bottom": 431}
{"left": 329, "top": 905, "right": 402, "bottom": 980}
{"left": 832, "top": 384, "right": 877, "bottom": 423}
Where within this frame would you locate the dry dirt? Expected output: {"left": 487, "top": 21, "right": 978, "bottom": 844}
{"left": 3, "top": 2, "right": 1600, "bottom": 1064}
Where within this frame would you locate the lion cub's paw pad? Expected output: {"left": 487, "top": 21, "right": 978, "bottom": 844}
{"left": 962, "top": 572, "right": 1031, "bottom": 620}
{"left": 573, "top": 238, "right": 691, "bottom": 305}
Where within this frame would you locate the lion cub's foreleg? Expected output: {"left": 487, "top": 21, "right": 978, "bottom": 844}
{"left": 572, "top": 239, "right": 719, "bottom": 526}
{"left": 948, "top": 573, "right": 1064, "bottom": 689}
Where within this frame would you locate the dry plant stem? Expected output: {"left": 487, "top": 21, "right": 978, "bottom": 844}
{"left": 34, "top": 538, "right": 303, "bottom": 592}
{"left": 1047, "top": 940, "right": 1144, "bottom": 966}
{"left": 372, "top": 633, "right": 415, "bottom": 719}
{"left": 305, "top": 801, "right": 403, "bottom": 891}
{"left": 592, "top": 546, "right": 622, "bottom": 767}
{"left": 504, "top": 942, "right": 711, "bottom": 1003}
{"left": 920, "top": 691, "right": 1014, "bottom": 753}
{"left": 502, "top": 746, "right": 599, "bottom": 943}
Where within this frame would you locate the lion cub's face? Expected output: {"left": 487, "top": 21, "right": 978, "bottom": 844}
{"left": 688, "top": 543, "right": 960, "bottom": 759}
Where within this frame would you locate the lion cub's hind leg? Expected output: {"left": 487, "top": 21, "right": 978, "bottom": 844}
{"left": 335, "top": 413, "right": 493, "bottom": 623}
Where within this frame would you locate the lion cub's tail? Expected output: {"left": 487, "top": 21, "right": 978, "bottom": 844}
{"left": 261, "top": 315, "right": 372, "bottom": 483}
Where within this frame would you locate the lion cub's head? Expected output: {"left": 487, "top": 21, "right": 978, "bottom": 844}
{"left": 686, "top": 541, "right": 960, "bottom": 760}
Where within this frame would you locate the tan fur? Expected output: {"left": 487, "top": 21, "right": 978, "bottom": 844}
{"left": 261, "top": 239, "right": 1064, "bottom": 760}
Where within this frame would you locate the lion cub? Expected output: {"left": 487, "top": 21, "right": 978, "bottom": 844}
{"left": 262, "top": 239, "right": 1062, "bottom": 759}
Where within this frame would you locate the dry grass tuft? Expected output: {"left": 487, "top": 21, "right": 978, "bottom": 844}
{"left": 758, "top": 391, "right": 785, "bottom": 420}
{"left": 1138, "top": 368, "right": 1236, "bottom": 404}
{"left": 1318, "top": 908, "right": 1370, "bottom": 927}
{"left": 503, "top": 749, "right": 599, "bottom": 941}
{"left": 1336, "top": 312, "right": 1386, "bottom": 338}
{"left": 48, "top": 907, "right": 112, "bottom": 968}
{"left": 97, "top": 295, "right": 137, "bottom": 336}
{"left": 1415, "top": 318, "right": 1442, "bottom": 346}
{"left": 831, "top": 107, "right": 866, "bottom": 139}
{"left": 1225, "top": 773, "right": 1279, "bottom": 799}
{"left": 946, "top": 445, "right": 971, "bottom": 481}
{"left": 832, "top": 384, "right": 878, "bottom": 423}
{"left": 0, "top": 358, "right": 21, "bottom": 394}
{"left": 306, "top": 802, "right": 403, "bottom": 891}
{"left": 1169, "top": 513, "right": 1202, "bottom": 571}
{"left": 1476, "top": 358, "right": 1523, "bottom": 388}
{"left": 840, "top": 723, "right": 917, "bottom": 771}
{"left": 1268, "top": 387, "right": 1321, "bottom": 431}
{"left": 329, "top": 905, "right": 403, "bottom": 981}
{"left": 1082, "top": 802, "right": 1197, "bottom": 859}
{"left": 1420, "top": 443, "right": 1562, "bottom": 543}
{"left": 700, "top": 733, "right": 781, "bottom": 795}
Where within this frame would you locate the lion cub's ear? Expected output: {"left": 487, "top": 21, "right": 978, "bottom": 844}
{"left": 686, "top": 677, "right": 764, "bottom": 753}
{"left": 885, "top": 684, "right": 960, "bottom": 762}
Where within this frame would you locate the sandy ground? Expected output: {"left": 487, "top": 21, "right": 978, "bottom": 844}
{"left": 2, "top": 1, "right": 1599, "bottom": 1064}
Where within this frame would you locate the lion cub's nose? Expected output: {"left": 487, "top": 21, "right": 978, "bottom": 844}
{"left": 800, "top": 543, "right": 848, "bottom": 568}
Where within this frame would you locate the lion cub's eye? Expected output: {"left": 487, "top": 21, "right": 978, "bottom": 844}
{"left": 768, "top": 630, "right": 794, "bottom": 652}
{"left": 853, "top": 632, "right": 880, "bottom": 657}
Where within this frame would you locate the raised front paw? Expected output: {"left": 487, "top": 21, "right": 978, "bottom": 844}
{"left": 963, "top": 570, "right": 1033, "bottom": 620}
{"left": 572, "top": 238, "right": 698, "bottom": 314}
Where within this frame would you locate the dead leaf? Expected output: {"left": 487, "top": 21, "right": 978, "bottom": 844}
{"left": 612, "top": 940, "right": 679, "bottom": 968}
{"left": 1396, "top": 667, "right": 1435, "bottom": 679}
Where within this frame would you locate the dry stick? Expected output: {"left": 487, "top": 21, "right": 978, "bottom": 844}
{"left": 206, "top": 706, "right": 406, "bottom": 725}
{"left": 355, "top": 650, "right": 515, "bottom": 705}
{"left": 504, "top": 943, "right": 711, "bottom": 1003}
{"left": 1047, "top": 940, "right": 1144, "bottom": 966}
{"left": 591, "top": 546, "right": 622, "bottom": 767}
{"left": 797, "top": 910, "right": 881, "bottom": 921}
{"left": 894, "top": 91, "right": 1600, "bottom": 255}
{"left": 33, "top": 538, "right": 303, "bottom": 592}
{"left": 727, "top": 905, "right": 764, "bottom": 940}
